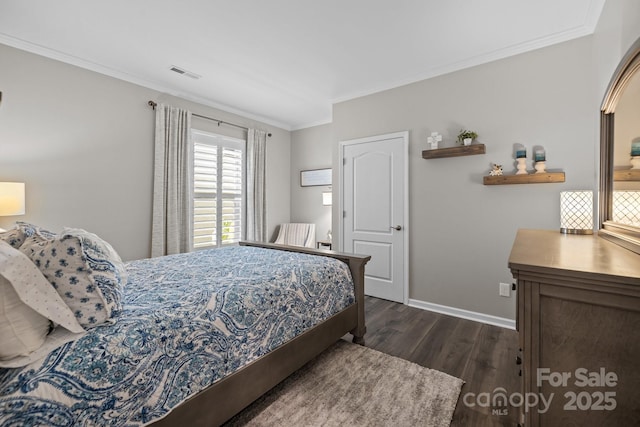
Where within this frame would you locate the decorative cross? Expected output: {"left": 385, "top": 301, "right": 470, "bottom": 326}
{"left": 427, "top": 132, "right": 442, "bottom": 149}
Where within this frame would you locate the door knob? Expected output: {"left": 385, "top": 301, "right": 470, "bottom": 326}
{"left": 390, "top": 225, "right": 402, "bottom": 231}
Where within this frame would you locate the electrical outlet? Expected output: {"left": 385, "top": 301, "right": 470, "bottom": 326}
{"left": 499, "top": 282, "right": 511, "bottom": 297}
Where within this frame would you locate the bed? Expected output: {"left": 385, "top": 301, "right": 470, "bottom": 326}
{"left": 0, "top": 238, "right": 369, "bottom": 427}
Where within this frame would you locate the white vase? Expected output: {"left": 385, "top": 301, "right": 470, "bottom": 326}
{"left": 463, "top": 138, "right": 472, "bottom": 146}
{"left": 534, "top": 161, "right": 546, "bottom": 174}
{"left": 516, "top": 157, "right": 528, "bottom": 175}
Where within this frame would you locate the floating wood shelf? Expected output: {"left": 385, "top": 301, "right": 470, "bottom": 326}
{"left": 614, "top": 169, "right": 640, "bottom": 181}
{"left": 483, "top": 172, "right": 565, "bottom": 185}
{"left": 422, "top": 144, "right": 485, "bottom": 159}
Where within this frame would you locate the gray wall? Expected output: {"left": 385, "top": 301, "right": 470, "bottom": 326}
{"left": 593, "top": 0, "right": 640, "bottom": 97}
{"left": 0, "top": 44, "right": 291, "bottom": 261}
{"left": 331, "top": 36, "right": 596, "bottom": 320}
{"left": 287, "top": 0, "right": 640, "bottom": 321}
{"left": 290, "top": 124, "right": 333, "bottom": 243}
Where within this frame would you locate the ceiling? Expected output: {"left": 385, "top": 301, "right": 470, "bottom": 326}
{"left": 0, "top": 0, "right": 606, "bottom": 130}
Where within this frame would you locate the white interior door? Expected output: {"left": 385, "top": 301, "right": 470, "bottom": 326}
{"left": 340, "top": 132, "right": 407, "bottom": 303}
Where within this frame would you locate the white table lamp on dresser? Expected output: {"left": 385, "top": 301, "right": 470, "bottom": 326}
{"left": 0, "top": 182, "right": 26, "bottom": 232}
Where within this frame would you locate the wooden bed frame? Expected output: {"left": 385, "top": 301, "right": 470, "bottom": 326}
{"left": 151, "top": 241, "right": 370, "bottom": 427}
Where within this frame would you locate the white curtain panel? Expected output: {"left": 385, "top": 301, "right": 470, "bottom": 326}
{"left": 151, "top": 104, "right": 193, "bottom": 257}
{"left": 246, "top": 129, "right": 267, "bottom": 242}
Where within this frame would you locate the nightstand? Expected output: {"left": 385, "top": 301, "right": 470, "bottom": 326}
{"left": 316, "top": 240, "right": 332, "bottom": 250}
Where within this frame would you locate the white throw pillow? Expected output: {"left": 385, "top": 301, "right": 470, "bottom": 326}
{"left": 0, "top": 241, "right": 85, "bottom": 368}
{"left": 0, "top": 275, "right": 50, "bottom": 358}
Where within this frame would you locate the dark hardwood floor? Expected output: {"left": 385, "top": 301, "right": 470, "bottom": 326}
{"left": 353, "top": 296, "right": 521, "bottom": 427}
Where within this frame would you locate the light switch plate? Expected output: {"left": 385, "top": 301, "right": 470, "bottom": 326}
{"left": 499, "top": 282, "right": 511, "bottom": 297}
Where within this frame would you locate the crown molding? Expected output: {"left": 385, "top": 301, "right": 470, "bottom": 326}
{"left": 333, "top": 24, "right": 598, "bottom": 105}
{"left": 0, "top": 33, "right": 292, "bottom": 132}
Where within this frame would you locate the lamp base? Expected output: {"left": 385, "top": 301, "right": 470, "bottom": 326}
{"left": 560, "top": 228, "right": 593, "bottom": 235}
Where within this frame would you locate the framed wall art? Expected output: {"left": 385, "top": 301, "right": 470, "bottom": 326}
{"left": 300, "top": 168, "right": 332, "bottom": 187}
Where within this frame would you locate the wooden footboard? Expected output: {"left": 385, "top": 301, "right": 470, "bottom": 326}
{"left": 151, "top": 241, "right": 370, "bottom": 427}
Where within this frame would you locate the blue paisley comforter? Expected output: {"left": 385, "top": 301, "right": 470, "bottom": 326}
{"left": 0, "top": 246, "right": 355, "bottom": 426}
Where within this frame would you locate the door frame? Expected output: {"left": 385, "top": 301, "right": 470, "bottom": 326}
{"left": 338, "top": 131, "right": 409, "bottom": 304}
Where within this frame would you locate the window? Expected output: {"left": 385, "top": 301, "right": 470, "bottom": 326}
{"left": 192, "top": 130, "right": 246, "bottom": 249}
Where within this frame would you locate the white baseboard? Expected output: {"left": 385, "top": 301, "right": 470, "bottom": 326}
{"left": 407, "top": 298, "right": 516, "bottom": 330}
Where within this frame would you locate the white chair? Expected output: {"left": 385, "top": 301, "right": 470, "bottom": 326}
{"left": 274, "top": 223, "right": 316, "bottom": 248}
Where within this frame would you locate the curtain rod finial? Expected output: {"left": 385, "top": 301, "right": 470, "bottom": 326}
{"left": 148, "top": 100, "right": 157, "bottom": 110}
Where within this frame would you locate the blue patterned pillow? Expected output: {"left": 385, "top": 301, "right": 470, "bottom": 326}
{"left": 15, "top": 221, "right": 57, "bottom": 240}
{"left": 20, "top": 228, "right": 126, "bottom": 328}
{"left": 0, "top": 228, "right": 26, "bottom": 249}
{"left": 0, "top": 221, "right": 57, "bottom": 249}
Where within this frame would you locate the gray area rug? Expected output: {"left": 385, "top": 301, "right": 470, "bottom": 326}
{"left": 226, "top": 340, "right": 464, "bottom": 426}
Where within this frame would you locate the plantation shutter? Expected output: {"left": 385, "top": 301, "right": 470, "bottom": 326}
{"left": 220, "top": 147, "right": 243, "bottom": 243}
{"left": 192, "top": 131, "right": 245, "bottom": 249}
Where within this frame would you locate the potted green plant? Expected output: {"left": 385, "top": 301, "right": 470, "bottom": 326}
{"left": 457, "top": 129, "right": 478, "bottom": 146}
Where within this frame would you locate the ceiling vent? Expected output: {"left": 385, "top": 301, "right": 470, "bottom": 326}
{"left": 169, "top": 65, "right": 201, "bottom": 80}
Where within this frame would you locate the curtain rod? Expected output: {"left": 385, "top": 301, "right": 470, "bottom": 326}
{"left": 148, "top": 101, "right": 271, "bottom": 137}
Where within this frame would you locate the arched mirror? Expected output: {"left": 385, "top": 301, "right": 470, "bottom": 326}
{"left": 600, "top": 37, "right": 640, "bottom": 254}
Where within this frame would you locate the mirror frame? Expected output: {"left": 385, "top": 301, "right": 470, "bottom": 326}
{"left": 599, "top": 36, "right": 640, "bottom": 255}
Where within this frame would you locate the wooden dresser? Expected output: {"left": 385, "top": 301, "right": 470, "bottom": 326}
{"left": 509, "top": 229, "right": 640, "bottom": 426}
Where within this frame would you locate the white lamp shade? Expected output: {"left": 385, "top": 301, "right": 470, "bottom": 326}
{"left": 322, "top": 191, "right": 332, "bottom": 206}
{"left": 612, "top": 191, "right": 640, "bottom": 227}
{"left": 560, "top": 191, "right": 593, "bottom": 234}
{"left": 0, "top": 182, "right": 26, "bottom": 216}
